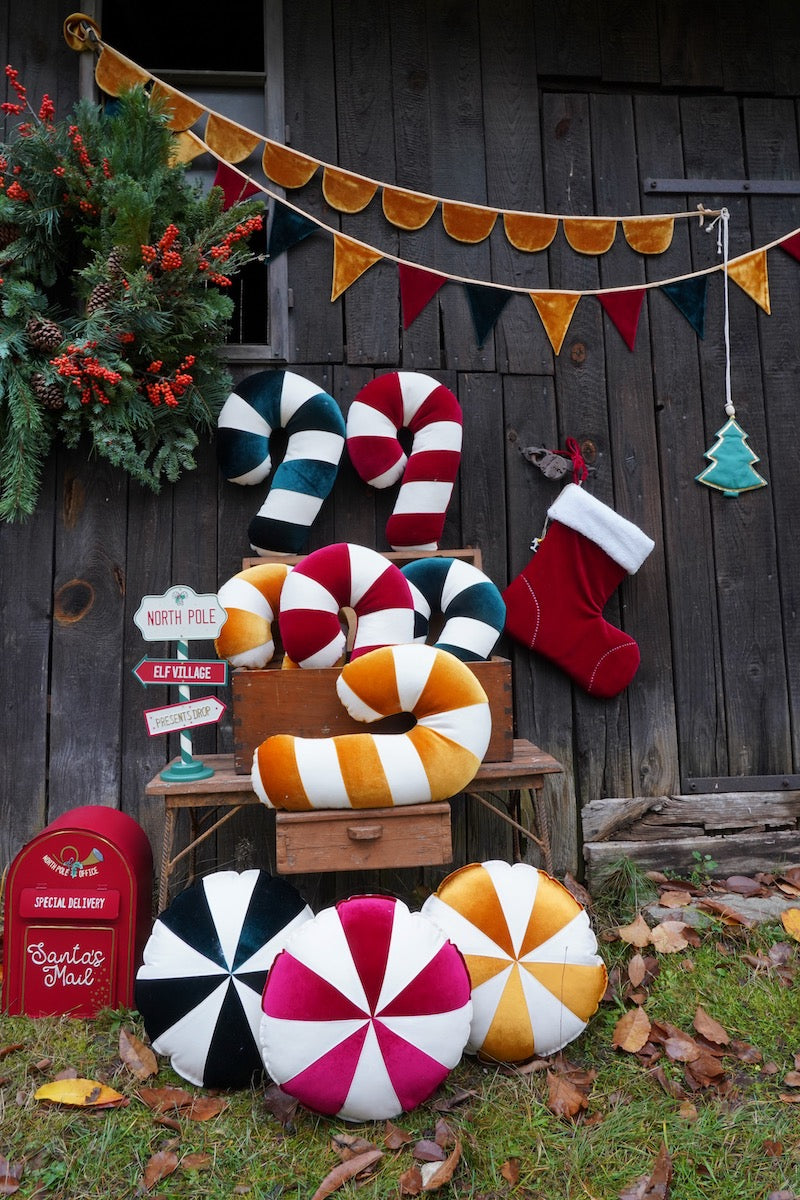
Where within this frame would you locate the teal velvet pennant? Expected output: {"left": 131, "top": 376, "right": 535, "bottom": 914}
{"left": 661, "top": 275, "right": 708, "bottom": 338}
{"left": 465, "top": 284, "right": 510, "bottom": 346}
{"left": 267, "top": 201, "right": 318, "bottom": 260}
{"left": 696, "top": 417, "right": 767, "bottom": 497}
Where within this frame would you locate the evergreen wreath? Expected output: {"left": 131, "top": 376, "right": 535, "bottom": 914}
{"left": 0, "top": 66, "right": 265, "bottom": 521}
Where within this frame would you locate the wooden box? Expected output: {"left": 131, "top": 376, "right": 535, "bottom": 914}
{"left": 275, "top": 802, "right": 452, "bottom": 874}
{"left": 232, "top": 656, "right": 513, "bottom": 772}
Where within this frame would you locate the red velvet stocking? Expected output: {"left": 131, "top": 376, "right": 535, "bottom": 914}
{"left": 502, "top": 484, "right": 654, "bottom": 698}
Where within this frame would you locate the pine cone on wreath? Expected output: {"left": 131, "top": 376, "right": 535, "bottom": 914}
{"left": 25, "top": 315, "right": 64, "bottom": 353}
{"left": 32, "top": 372, "right": 65, "bottom": 411}
{"left": 105, "top": 246, "right": 125, "bottom": 278}
{"left": 86, "top": 281, "right": 116, "bottom": 315}
{"left": 0, "top": 222, "right": 19, "bottom": 251}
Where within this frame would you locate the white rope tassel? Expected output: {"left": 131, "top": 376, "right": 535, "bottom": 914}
{"left": 708, "top": 207, "right": 735, "bottom": 419}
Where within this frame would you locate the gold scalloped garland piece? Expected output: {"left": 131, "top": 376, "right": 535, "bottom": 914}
{"left": 381, "top": 187, "right": 438, "bottom": 230}
{"left": 503, "top": 212, "right": 559, "bottom": 252}
{"left": 322, "top": 167, "right": 378, "bottom": 213}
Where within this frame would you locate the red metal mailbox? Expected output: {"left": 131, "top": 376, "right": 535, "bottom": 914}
{"left": 2, "top": 805, "right": 153, "bottom": 1018}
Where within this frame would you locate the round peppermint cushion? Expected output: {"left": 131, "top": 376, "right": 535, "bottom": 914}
{"left": 259, "top": 894, "right": 472, "bottom": 1121}
{"left": 135, "top": 870, "right": 312, "bottom": 1088}
{"left": 421, "top": 860, "right": 607, "bottom": 1062}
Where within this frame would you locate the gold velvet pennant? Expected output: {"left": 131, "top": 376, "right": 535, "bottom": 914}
{"left": 529, "top": 291, "right": 581, "bottom": 354}
{"left": 149, "top": 80, "right": 205, "bottom": 133}
{"left": 322, "top": 167, "right": 378, "bottom": 213}
{"left": 169, "top": 130, "right": 207, "bottom": 166}
{"left": 331, "top": 234, "right": 383, "bottom": 301}
{"left": 94, "top": 45, "right": 151, "bottom": 97}
{"left": 522, "top": 961, "right": 608, "bottom": 1021}
{"left": 205, "top": 114, "right": 261, "bottom": 164}
{"left": 262, "top": 142, "right": 320, "bottom": 189}
{"left": 503, "top": 212, "right": 558, "bottom": 252}
{"left": 441, "top": 201, "right": 497, "bottom": 243}
{"left": 563, "top": 217, "right": 617, "bottom": 255}
{"left": 728, "top": 250, "right": 771, "bottom": 314}
{"left": 622, "top": 217, "right": 675, "bottom": 255}
{"left": 382, "top": 187, "right": 437, "bottom": 230}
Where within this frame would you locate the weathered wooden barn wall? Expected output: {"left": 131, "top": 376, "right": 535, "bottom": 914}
{"left": 2, "top": 1, "right": 800, "bottom": 903}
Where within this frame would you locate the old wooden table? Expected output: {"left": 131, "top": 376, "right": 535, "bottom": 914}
{"left": 146, "top": 739, "right": 563, "bottom": 911}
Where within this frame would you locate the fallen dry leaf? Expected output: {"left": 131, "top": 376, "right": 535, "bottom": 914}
{"left": 628, "top": 953, "right": 647, "bottom": 988}
{"left": 181, "top": 1153, "right": 212, "bottom": 1171}
{"left": 431, "top": 1088, "right": 477, "bottom": 1112}
{"left": 331, "top": 1133, "right": 378, "bottom": 1161}
{"left": 697, "top": 899, "right": 755, "bottom": 927}
{"left": 0, "top": 1044, "right": 24, "bottom": 1061}
{"left": 310, "top": 1149, "right": 383, "bottom": 1200}
{"left": 783, "top": 1071, "right": 800, "bottom": 1087}
{"left": 617, "top": 914, "right": 652, "bottom": 948}
{"left": 725, "top": 875, "right": 764, "bottom": 897}
{"left": 546, "top": 1070, "right": 589, "bottom": 1118}
{"left": 420, "top": 1142, "right": 461, "bottom": 1191}
{"left": 694, "top": 1006, "right": 729, "bottom": 1046}
{"left": 262, "top": 1082, "right": 298, "bottom": 1129}
{"left": 664, "top": 1031, "right": 701, "bottom": 1063}
{"left": 649, "top": 1064, "right": 687, "bottom": 1101}
{"left": 620, "top": 1141, "right": 673, "bottom": 1200}
{"left": 34, "top": 1078, "right": 128, "bottom": 1108}
{"left": 780, "top": 908, "right": 800, "bottom": 942}
{"left": 399, "top": 1165, "right": 423, "bottom": 1196}
{"left": 500, "top": 1157, "right": 521, "bottom": 1185}
{"left": 0, "top": 1156, "right": 23, "bottom": 1197}
{"left": 138, "top": 1085, "right": 194, "bottom": 1113}
{"left": 141, "top": 1149, "right": 179, "bottom": 1191}
{"left": 384, "top": 1121, "right": 413, "bottom": 1150}
{"left": 413, "top": 1141, "right": 446, "bottom": 1163}
{"left": 649, "top": 921, "right": 689, "bottom": 953}
{"left": 763, "top": 1140, "right": 783, "bottom": 1157}
{"left": 613, "top": 1007, "right": 652, "bottom": 1054}
{"left": 678, "top": 1100, "right": 698, "bottom": 1121}
{"left": 433, "top": 1118, "right": 456, "bottom": 1148}
{"left": 119, "top": 1028, "right": 158, "bottom": 1081}
{"left": 187, "top": 1096, "right": 227, "bottom": 1121}
{"left": 658, "top": 889, "right": 693, "bottom": 908}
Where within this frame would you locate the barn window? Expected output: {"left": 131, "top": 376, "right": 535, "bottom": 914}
{"left": 98, "top": 0, "right": 287, "bottom": 361}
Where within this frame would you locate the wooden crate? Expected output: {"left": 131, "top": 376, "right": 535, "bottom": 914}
{"left": 232, "top": 656, "right": 513, "bottom": 771}
{"left": 275, "top": 802, "right": 452, "bottom": 874}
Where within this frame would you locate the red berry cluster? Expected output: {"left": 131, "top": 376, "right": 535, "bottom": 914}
{"left": 140, "top": 224, "right": 184, "bottom": 273}
{"left": 1, "top": 65, "right": 26, "bottom": 116}
{"left": 143, "top": 354, "right": 196, "bottom": 408}
{"left": 51, "top": 342, "right": 123, "bottom": 406}
{"left": 198, "top": 213, "right": 264, "bottom": 286}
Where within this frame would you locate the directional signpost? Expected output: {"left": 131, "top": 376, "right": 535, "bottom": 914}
{"left": 133, "top": 585, "right": 229, "bottom": 782}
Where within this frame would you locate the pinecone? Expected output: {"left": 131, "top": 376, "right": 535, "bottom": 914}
{"left": 32, "top": 373, "right": 65, "bottom": 411}
{"left": 86, "top": 281, "right": 116, "bottom": 315}
{"left": 106, "top": 246, "right": 125, "bottom": 278}
{"left": 25, "top": 315, "right": 64, "bottom": 353}
{"left": 0, "top": 222, "right": 19, "bottom": 251}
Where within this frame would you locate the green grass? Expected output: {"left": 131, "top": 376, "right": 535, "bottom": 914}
{"left": 2, "top": 921, "right": 799, "bottom": 1199}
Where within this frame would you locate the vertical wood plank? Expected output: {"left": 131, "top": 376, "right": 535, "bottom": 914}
{"left": 533, "top": 0, "right": 602, "bottom": 79}
{"left": 502, "top": 374, "right": 579, "bottom": 874}
{"left": 282, "top": 0, "right": 343, "bottom": 363}
{"left": 720, "top": 0, "right": 775, "bottom": 93}
{"left": 425, "top": 0, "right": 494, "bottom": 371}
{"left": 331, "top": 0, "right": 399, "bottom": 366}
{"left": 742, "top": 98, "right": 800, "bottom": 769}
{"left": 599, "top": 0, "right": 661, "bottom": 84}
{"left": 388, "top": 0, "right": 442, "bottom": 371}
{"left": 681, "top": 94, "right": 791, "bottom": 775}
{"left": 634, "top": 93, "right": 728, "bottom": 781}
{"left": 590, "top": 92, "right": 679, "bottom": 796}
{"left": 478, "top": 0, "right": 552, "bottom": 376}
{"left": 48, "top": 447, "right": 128, "bottom": 818}
{"left": 657, "top": 0, "right": 723, "bottom": 89}
{"left": 0, "top": 457, "right": 57, "bottom": 864}
{"left": 540, "top": 91, "right": 629, "bottom": 810}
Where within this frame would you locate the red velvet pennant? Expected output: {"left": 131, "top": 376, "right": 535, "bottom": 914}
{"left": 212, "top": 160, "right": 262, "bottom": 210}
{"left": 597, "top": 288, "right": 646, "bottom": 351}
{"left": 780, "top": 231, "right": 800, "bottom": 262}
{"left": 398, "top": 263, "right": 447, "bottom": 329}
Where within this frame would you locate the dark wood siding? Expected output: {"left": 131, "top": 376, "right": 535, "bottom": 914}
{"left": 3, "top": 0, "right": 800, "bottom": 898}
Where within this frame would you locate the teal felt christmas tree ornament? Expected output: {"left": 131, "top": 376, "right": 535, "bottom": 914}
{"left": 696, "top": 412, "right": 767, "bottom": 497}
{"left": 696, "top": 209, "right": 767, "bottom": 499}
